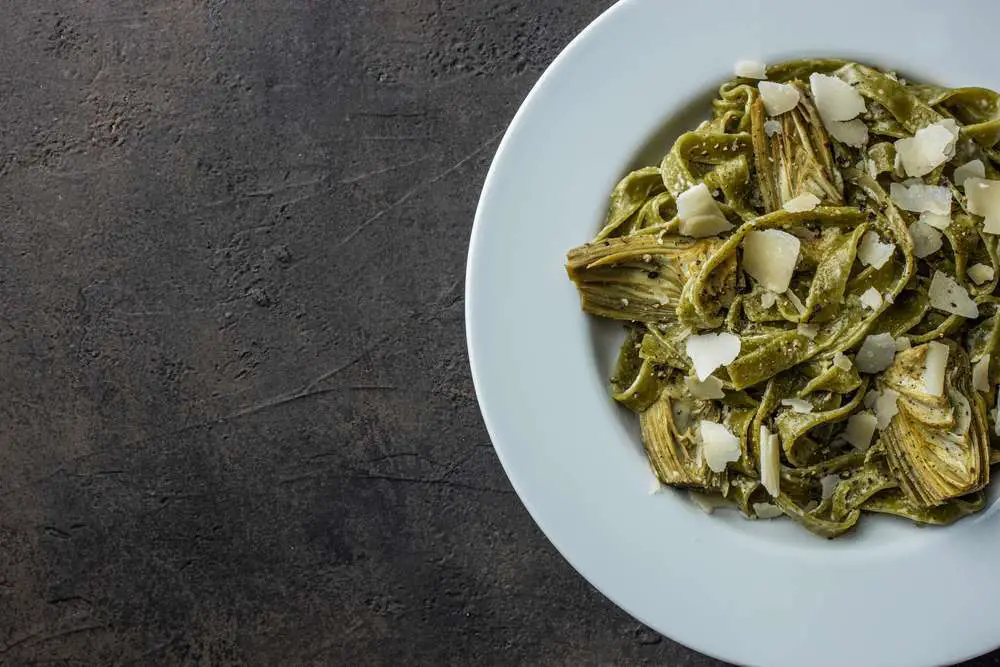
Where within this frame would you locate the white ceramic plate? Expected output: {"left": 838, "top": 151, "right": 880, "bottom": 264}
{"left": 466, "top": 1, "right": 1000, "bottom": 665}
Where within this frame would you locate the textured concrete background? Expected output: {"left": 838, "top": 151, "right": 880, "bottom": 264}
{"left": 0, "top": 1, "right": 998, "bottom": 665}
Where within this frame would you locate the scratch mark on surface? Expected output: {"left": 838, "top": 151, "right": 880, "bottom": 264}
{"left": 333, "top": 128, "right": 504, "bottom": 250}
{"left": 339, "top": 155, "right": 429, "bottom": 184}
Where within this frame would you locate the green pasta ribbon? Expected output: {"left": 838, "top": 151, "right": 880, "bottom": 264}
{"left": 565, "top": 59, "right": 1000, "bottom": 537}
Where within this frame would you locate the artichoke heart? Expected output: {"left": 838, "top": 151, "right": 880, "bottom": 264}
{"left": 565, "top": 235, "right": 736, "bottom": 323}
{"left": 640, "top": 393, "right": 724, "bottom": 489}
{"left": 880, "top": 343, "right": 991, "bottom": 507}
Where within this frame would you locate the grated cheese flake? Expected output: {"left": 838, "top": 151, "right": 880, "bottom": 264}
{"left": 742, "top": 229, "right": 801, "bottom": 293}
{"left": 781, "top": 398, "right": 813, "bottom": 413}
{"left": 919, "top": 211, "right": 951, "bottom": 230}
{"left": 895, "top": 336, "right": 911, "bottom": 352}
{"left": 677, "top": 183, "right": 734, "bottom": 237}
{"left": 889, "top": 182, "right": 952, "bottom": 214}
{"left": 763, "top": 119, "right": 782, "bottom": 137}
{"left": 833, "top": 352, "right": 853, "bottom": 370}
{"left": 689, "top": 490, "right": 730, "bottom": 513}
{"left": 760, "top": 291, "right": 778, "bottom": 309}
{"left": 844, "top": 412, "right": 878, "bottom": 451}
{"left": 954, "top": 159, "right": 986, "bottom": 188}
{"left": 968, "top": 263, "right": 995, "bottom": 285}
{"left": 820, "top": 475, "right": 840, "bottom": 500}
{"left": 760, "top": 425, "right": 780, "bottom": 497}
{"left": 809, "top": 73, "right": 866, "bottom": 120}
{"left": 699, "top": 420, "right": 741, "bottom": 473}
{"left": 686, "top": 332, "right": 741, "bottom": 381}
{"left": 873, "top": 388, "right": 900, "bottom": 429}
{"left": 782, "top": 192, "right": 821, "bottom": 212}
{"left": 684, "top": 374, "right": 726, "bottom": 400}
{"left": 857, "top": 231, "right": 895, "bottom": 269}
{"left": 824, "top": 118, "right": 869, "bottom": 147}
{"left": 855, "top": 333, "right": 897, "bottom": 374}
{"left": 759, "top": 81, "right": 800, "bottom": 116}
{"left": 923, "top": 341, "right": 950, "bottom": 397}
{"left": 753, "top": 503, "right": 784, "bottom": 519}
{"left": 860, "top": 287, "right": 883, "bottom": 311}
{"left": 908, "top": 221, "right": 943, "bottom": 258}
{"left": 786, "top": 290, "right": 807, "bottom": 315}
{"left": 895, "top": 120, "right": 959, "bottom": 177}
{"left": 797, "top": 323, "right": 818, "bottom": 339}
{"left": 965, "top": 178, "right": 1000, "bottom": 234}
{"left": 928, "top": 271, "right": 979, "bottom": 318}
{"left": 973, "top": 355, "right": 991, "bottom": 393}
{"left": 734, "top": 60, "right": 767, "bottom": 79}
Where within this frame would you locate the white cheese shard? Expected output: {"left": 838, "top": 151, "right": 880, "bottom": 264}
{"left": 873, "top": 388, "right": 900, "bottom": 430}
{"left": 923, "top": 341, "right": 950, "bottom": 397}
{"left": 969, "top": 263, "right": 995, "bottom": 285}
{"left": 685, "top": 332, "right": 741, "bottom": 381}
{"left": 889, "top": 182, "right": 952, "bottom": 214}
{"left": 684, "top": 374, "right": 726, "bottom": 400}
{"left": 649, "top": 477, "right": 664, "bottom": 495}
{"left": 844, "top": 412, "right": 878, "bottom": 451}
{"left": 857, "top": 231, "right": 895, "bottom": 269}
{"left": 908, "top": 221, "right": 943, "bottom": 258}
{"left": 759, "top": 425, "right": 780, "bottom": 497}
{"left": 820, "top": 475, "right": 840, "bottom": 500}
{"left": 895, "top": 337, "right": 911, "bottom": 352}
{"left": 855, "top": 333, "right": 897, "bottom": 374}
{"left": 699, "top": 420, "right": 741, "bottom": 473}
{"left": 954, "top": 159, "right": 986, "bottom": 188}
{"left": 763, "top": 119, "right": 782, "bottom": 137}
{"left": 895, "top": 121, "right": 959, "bottom": 177}
{"left": 781, "top": 398, "right": 813, "bottom": 413}
{"left": 973, "top": 355, "right": 991, "bottom": 393}
{"left": 786, "top": 290, "right": 807, "bottom": 315}
{"left": 759, "top": 81, "right": 800, "bottom": 116}
{"left": 735, "top": 60, "right": 767, "bottom": 79}
{"left": 860, "top": 287, "right": 883, "bottom": 311}
{"left": 760, "top": 291, "right": 778, "bottom": 309}
{"left": 809, "top": 73, "right": 866, "bottom": 120}
{"left": 742, "top": 229, "right": 801, "bottom": 293}
{"left": 965, "top": 178, "right": 1000, "bottom": 234}
{"left": 752, "top": 503, "right": 784, "bottom": 519}
{"left": 677, "top": 183, "right": 734, "bottom": 237}
{"left": 918, "top": 211, "right": 951, "bottom": 230}
{"left": 928, "top": 271, "right": 979, "bottom": 318}
{"left": 782, "top": 192, "right": 821, "bottom": 212}
{"left": 797, "top": 323, "right": 818, "bottom": 339}
{"left": 833, "top": 352, "right": 853, "bottom": 370}
{"left": 688, "top": 490, "right": 730, "bottom": 513}
{"left": 824, "top": 118, "right": 869, "bottom": 147}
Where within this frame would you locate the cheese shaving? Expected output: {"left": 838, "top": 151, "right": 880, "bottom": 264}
{"left": 760, "top": 291, "right": 777, "bottom": 309}
{"left": 833, "top": 352, "right": 853, "bottom": 371}
{"left": 786, "top": 290, "right": 806, "bottom": 315}
{"left": 742, "top": 229, "right": 800, "bottom": 293}
{"left": 699, "top": 420, "right": 741, "bottom": 473}
{"left": 873, "top": 388, "right": 900, "bottom": 429}
{"left": 782, "top": 192, "right": 821, "bottom": 212}
{"left": 954, "top": 159, "right": 986, "bottom": 188}
{"left": 860, "top": 287, "right": 882, "bottom": 311}
{"left": 895, "top": 121, "right": 959, "bottom": 177}
{"left": 734, "top": 60, "right": 767, "bottom": 79}
{"left": 855, "top": 333, "right": 897, "bottom": 374}
{"left": 677, "top": 183, "right": 734, "bottom": 237}
{"left": 759, "top": 81, "right": 800, "bottom": 116}
{"left": 968, "top": 263, "right": 995, "bottom": 285}
{"left": 752, "top": 503, "right": 784, "bottom": 519}
{"left": 689, "top": 490, "right": 730, "bottom": 513}
{"left": 760, "top": 425, "right": 780, "bottom": 497}
{"left": 820, "top": 475, "right": 840, "bottom": 500}
{"left": 857, "top": 231, "right": 895, "bottom": 269}
{"left": 923, "top": 341, "right": 949, "bottom": 397}
{"left": 965, "top": 178, "right": 1000, "bottom": 234}
{"left": 973, "top": 355, "right": 991, "bottom": 393}
{"left": 844, "top": 412, "right": 878, "bottom": 451}
{"left": 684, "top": 374, "right": 726, "bottom": 400}
{"left": 809, "top": 73, "right": 865, "bottom": 120}
{"left": 908, "top": 221, "right": 943, "bottom": 258}
{"left": 763, "top": 120, "right": 782, "bottom": 137}
{"left": 824, "top": 118, "right": 868, "bottom": 147}
{"left": 685, "top": 332, "right": 741, "bottom": 381}
{"left": 797, "top": 323, "right": 818, "bottom": 339}
{"left": 918, "top": 211, "right": 951, "bottom": 230}
{"left": 889, "top": 182, "right": 952, "bottom": 214}
{"left": 928, "top": 271, "right": 979, "bottom": 318}
{"left": 895, "top": 337, "right": 911, "bottom": 352}
{"left": 781, "top": 398, "right": 813, "bottom": 413}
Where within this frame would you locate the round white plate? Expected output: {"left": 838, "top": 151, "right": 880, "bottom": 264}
{"left": 466, "top": 1, "right": 1000, "bottom": 665}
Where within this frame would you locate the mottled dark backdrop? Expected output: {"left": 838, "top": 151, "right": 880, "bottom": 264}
{"left": 0, "top": 1, "right": 996, "bottom": 665}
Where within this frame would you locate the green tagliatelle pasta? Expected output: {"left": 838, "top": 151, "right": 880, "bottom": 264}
{"left": 565, "top": 59, "right": 1000, "bottom": 538}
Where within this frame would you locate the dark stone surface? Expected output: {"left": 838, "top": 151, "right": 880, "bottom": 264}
{"left": 0, "top": 1, "right": 997, "bottom": 665}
